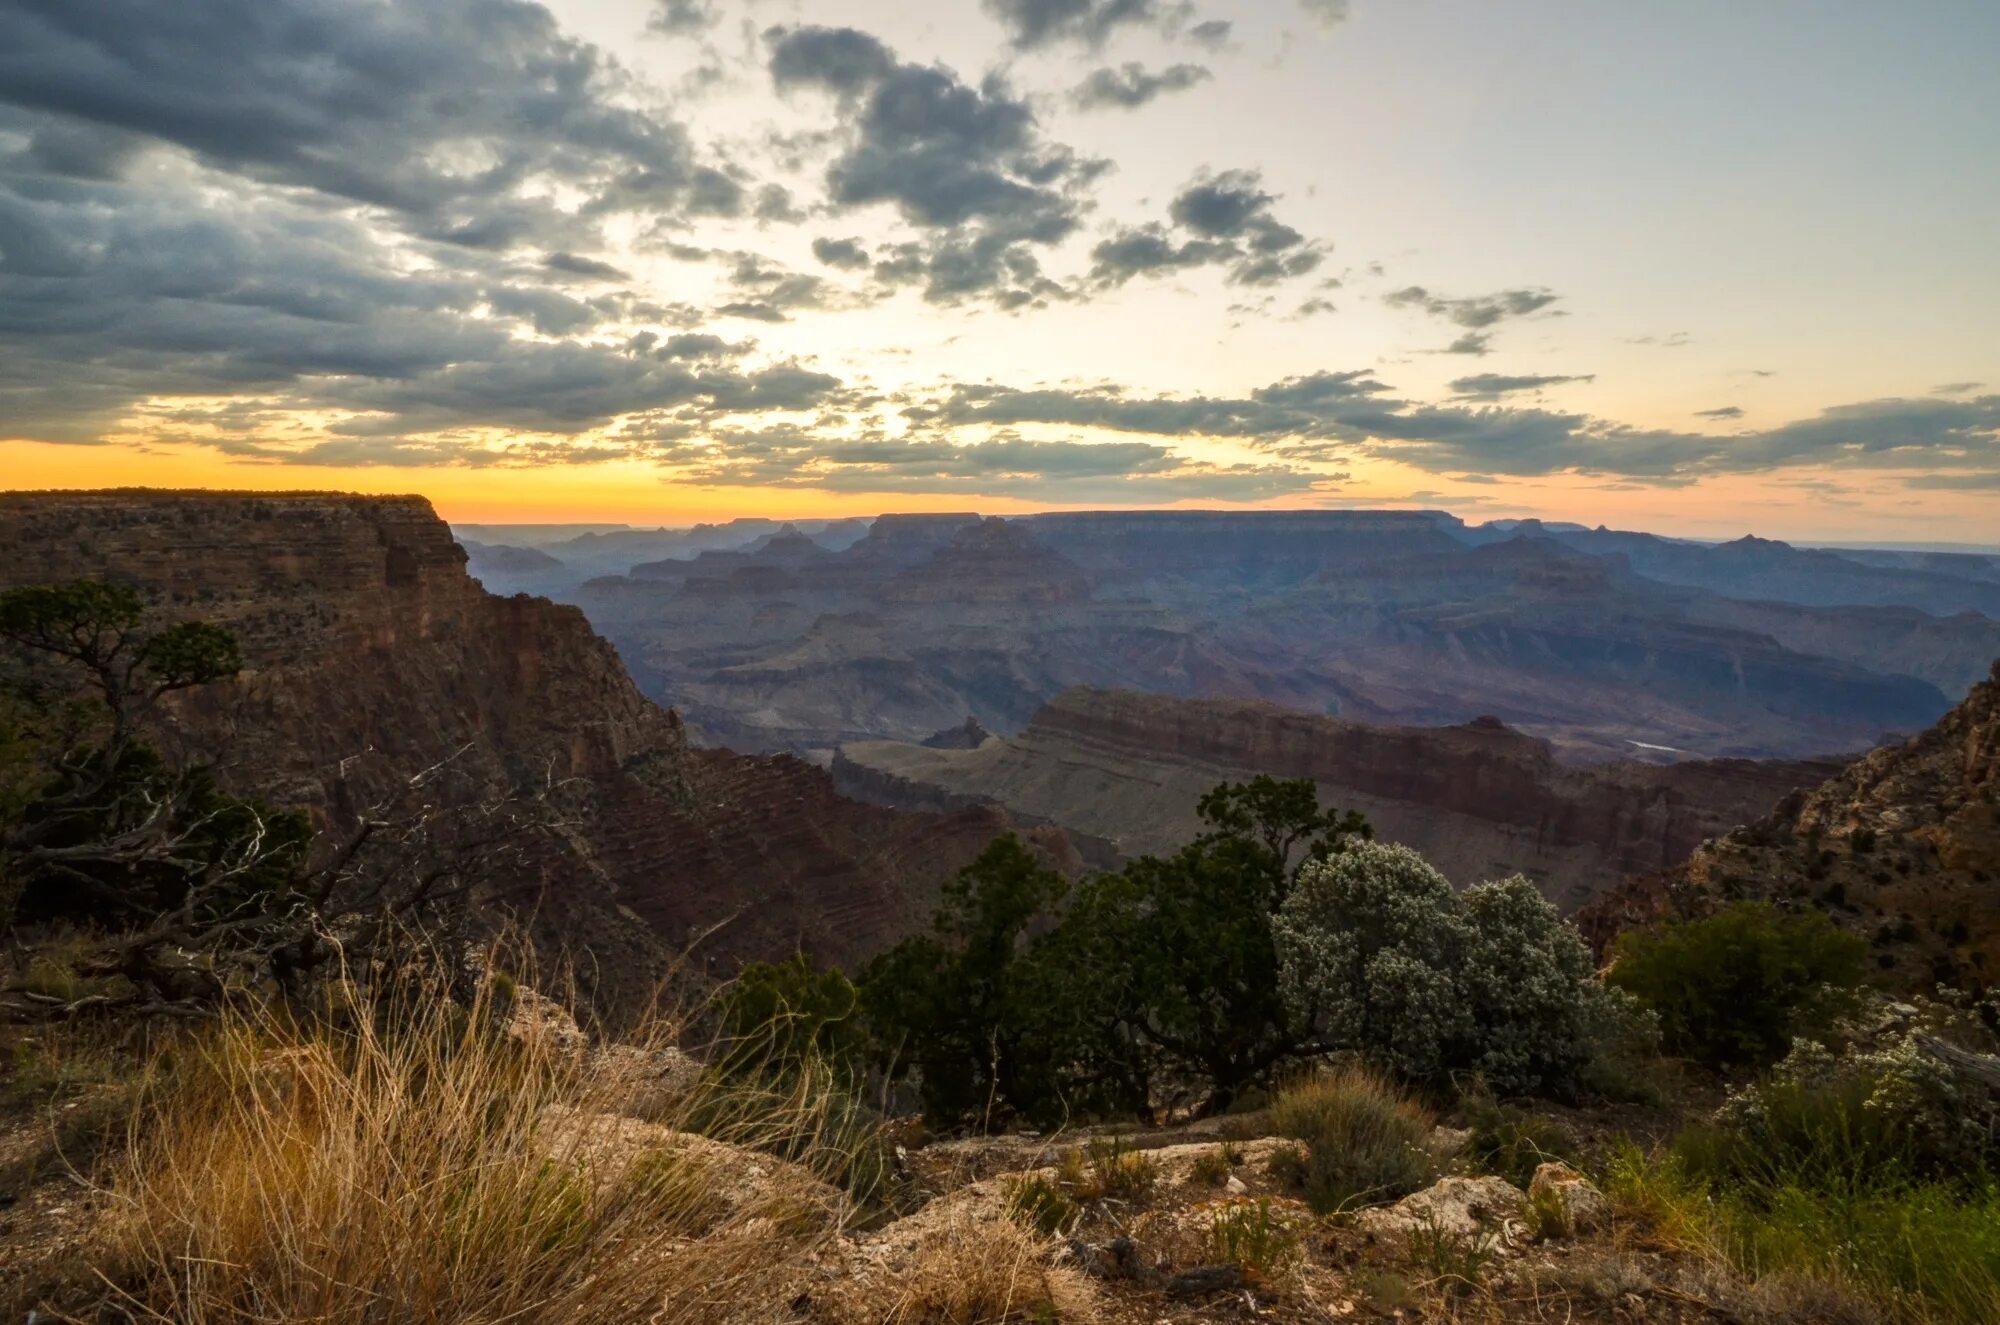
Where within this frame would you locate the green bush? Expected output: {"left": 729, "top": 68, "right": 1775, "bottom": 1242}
{"left": 1606, "top": 902, "right": 1868, "bottom": 1071}
{"left": 1270, "top": 1066, "right": 1436, "bottom": 1214}
{"left": 1273, "top": 843, "right": 1633, "bottom": 1094}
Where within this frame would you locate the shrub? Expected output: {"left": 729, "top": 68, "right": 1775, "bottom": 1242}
{"left": 1606, "top": 902, "right": 1869, "bottom": 1071}
{"left": 1461, "top": 1089, "right": 1575, "bottom": 1190}
{"left": 1274, "top": 843, "right": 1627, "bottom": 1093}
{"left": 1066, "top": 1136, "right": 1156, "bottom": 1201}
{"left": 1190, "top": 1147, "right": 1234, "bottom": 1186}
{"left": 1270, "top": 1066, "right": 1436, "bottom": 1215}
{"left": 1004, "top": 1174, "right": 1080, "bottom": 1235}
{"left": 1207, "top": 1198, "right": 1303, "bottom": 1279}
{"left": 1687, "top": 1033, "right": 2000, "bottom": 1191}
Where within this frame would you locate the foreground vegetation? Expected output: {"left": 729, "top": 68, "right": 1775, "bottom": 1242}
{"left": 8, "top": 580, "right": 2000, "bottom": 1321}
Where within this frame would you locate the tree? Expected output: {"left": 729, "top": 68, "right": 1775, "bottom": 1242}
{"left": 1275, "top": 842, "right": 1625, "bottom": 1095}
{"left": 1606, "top": 901, "right": 1868, "bottom": 1071}
{"left": 859, "top": 834, "right": 1067, "bottom": 1124}
{"left": 1069, "top": 777, "right": 1372, "bottom": 1111}
{"left": 718, "top": 953, "right": 865, "bottom": 1082}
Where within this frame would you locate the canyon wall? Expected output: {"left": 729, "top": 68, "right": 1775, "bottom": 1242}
{"left": 835, "top": 687, "right": 1846, "bottom": 911}
{"left": 0, "top": 491, "right": 1044, "bottom": 1000}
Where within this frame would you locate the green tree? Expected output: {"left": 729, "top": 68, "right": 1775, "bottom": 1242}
{"left": 859, "top": 834, "right": 1067, "bottom": 1123}
{"left": 1606, "top": 901, "right": 1868, "bottom": 1071}
{"left": 718, "top": 953, "right": 865, "bottom": 1082}
{"left": 1088, "top": 778, "right": 1370, "bottom": 1110}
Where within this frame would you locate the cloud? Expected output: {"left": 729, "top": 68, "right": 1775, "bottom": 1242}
{"left": 1694, "top": 405, "right": 1745, "bottom": 420}
{"left": 649, "top": 0, "right": 714, "bottom": 35}
{"left": 811, "top": 236, "right": 873, "bottom": 269}
{"left": 1934, "top": 381, "right": 1985, "bottom": 395}
{"left": 1385, "top": 284, "right": 1562, "bottom": 330}
{"left": 1186, "top": 19, "right": 1234, "bottom": 50}
{"left": 1448, "top": 373, "right": 1595, "bottom": 400}
{"left": 674, "top": 429, "right": 1330, "bottom": 502}
{"left": 765, "top": 25, "right": 1103, "bottom": 307}
{"left": 983, "top": 0, "right": 1165, "bottom": 49}
{"left": 0, "top": 0, "right": 743, "bottom": 252}
{"left": 1092, "top": 169, "right": 1322, "bottom": 288}
{"left": 1298, "top": 0, "right": 1352, "bottom": 28}
{"left": 545, "top": 252, "right": 631, "bottom": 281}
{"left": 1071, "top": 62, "right": 1211, "bottom": 110}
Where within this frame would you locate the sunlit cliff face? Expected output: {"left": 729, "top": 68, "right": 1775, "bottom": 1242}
{"left": 1, "top": 0, "right": 1995, "bottom": 539}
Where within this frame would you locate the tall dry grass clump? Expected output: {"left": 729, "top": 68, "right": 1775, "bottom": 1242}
{"left": 1270, "top": 1064, "right": 1438, "bottom": 1215}
{"left": 55, "top": 972, "right": 863, "bottom": 1325}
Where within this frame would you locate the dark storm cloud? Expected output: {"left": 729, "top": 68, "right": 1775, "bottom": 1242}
{"left": 983, "top": 0, "right": 1165, "bottom": 50}
{"left": 0, "top": 0, "right": 744, "bottom": 252}
{"left": 1695, "top": 405, "right": 1745, "bottom": 420}
{"left": 1071, "top": 63, "right": 1211, "bottom": 110}
{"left": 765, "top": 24, "right": 1099, "bottom": 306}
{"left": 1449, "top": 373, "right": 1595, "bottom": 400}
{"left": 1092, "top": 169, "right": 1323, "bottom": 288}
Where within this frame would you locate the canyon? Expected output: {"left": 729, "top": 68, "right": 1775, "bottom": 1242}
{"left": 474, "top": 510, "right": 2000, "bottom": 764}
{"left": 834, "top": 688, "right": 1845, "bottom": 911}
{"left": 1578, "top": 659, "right": 2000, "bottom": 990}
{"left": 0, "top": 491, "right": 1062, "bottom": 1007}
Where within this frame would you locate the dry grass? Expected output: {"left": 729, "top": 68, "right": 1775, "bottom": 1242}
{"left": 14, "top": 972, "right": 868, "bottom": 1325}
{"left": 1270, "top": 1064, "right": 1437, "bottom": 1215}
{"left": 823, "top": 1215, "right": 1098, "bottom": 1325}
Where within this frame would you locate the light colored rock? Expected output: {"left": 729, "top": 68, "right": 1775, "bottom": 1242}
{"left": 589, "top": 1042, "right": 704, "bottom": 1118}
{"left": 539, "top": 1105, "right": 849, "bottom": 1231}
{"left": 1224, "top": 1174, "right": 1248, "bottom": 1195}
{"left": 1354, "top": 1175, "right": 1527, "bottom": 1252}
{"left": 1528, "top": 1161, "right": 1611, "bottom": 1235}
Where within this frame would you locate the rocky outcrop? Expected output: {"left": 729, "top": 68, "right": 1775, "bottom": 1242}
{"left": 835, "top": 688, "right": 1845, "bottom": 910}
{"left": 1580, "top": 659, "right": 2000, "bottom": 988}
{"left": 0, "top": 491, "right": 1053, "bottom": 1001}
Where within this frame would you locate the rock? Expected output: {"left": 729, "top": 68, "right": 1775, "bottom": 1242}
{"left": 539, "top": 1105, "right": 849, "bottom": 1231}
{"left": 1354, "top": 1176, "right": 1527, "bottom": 1252}
{"left": 589, "top": 1042, "right": 704, "bottom": 1118}
{"left": 1528, "top": 1162, "right": 1611, "bottom": 1236}
{"left": 1167, "top": 1263, "right": 1246, "bottom": 1300}
{"left": 1224, "top": 1174, "right": 1248, "bottom": 1195}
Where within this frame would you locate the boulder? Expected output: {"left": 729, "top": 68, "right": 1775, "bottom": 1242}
{"left": 1528, "top": 1161, "right": 1611, "bottom": 1236}
{"left": 1354, "top": 1175, "right": 1527, "bottom": 1252}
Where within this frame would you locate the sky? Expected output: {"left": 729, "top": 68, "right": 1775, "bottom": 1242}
{"left": 1, "top": 0, "right": 1996, "bottom": 539}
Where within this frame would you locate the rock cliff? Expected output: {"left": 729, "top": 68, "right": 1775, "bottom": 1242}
{"left": 1579, "top": 659, "right": 2000, "bottom": 988}
{"left": 835, "top": 687, "right": 1846, "bottom": 911}
{"left": 0, "top": 490, "right": 1046, "bottom": 1001}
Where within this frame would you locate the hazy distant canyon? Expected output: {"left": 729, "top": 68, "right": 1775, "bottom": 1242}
{"left": 459, "top": 510, "right": 2000, "bottom": 765}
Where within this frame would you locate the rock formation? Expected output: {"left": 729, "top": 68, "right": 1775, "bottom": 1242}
{"left": 0, "top": 491, "right": 1059, "bottom": 1003}
{"left": 834, "top": 687, "right": 1844, "bottom": 911}
{"left": 1579, "top": 659, "right": 2000, "bottom": 988}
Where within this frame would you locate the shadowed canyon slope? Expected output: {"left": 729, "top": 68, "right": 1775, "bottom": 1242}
{"left": 834, "top": 688, "right": 1844, "bottom": 911}
{"left": 523, "top": 511, "right": 1999, "bottom": 763}
{"left": 0, "top": 491, "right": 1060, "bottom": 1003}
{"left": 1579, "top": 659, "right": 2000, "bottom": 988}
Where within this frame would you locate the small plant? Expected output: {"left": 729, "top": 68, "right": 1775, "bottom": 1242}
{"left": 1405, "top": 1213, "right": 1496, "bottom": 1295}
{"left": 1461, "top": 1088, "right": 1574, "bottom": 1189}
{"left": 1190, "top": 1147, "right": 1234, "bottom": 1187}
{"left": 1071, "top": 1136, "right": 1156, "bottom": 1201}
{"left": 1206, "top": 1198, "right": 1302, "bottom": 1280}
{"left": 1004, "top": 1174, "right": 1081, "bottom": 1236}
{"left": 1263, "top": 1142, "right": 1309, "bottom": 1188}
{"left": 1219, "top": 1138, "right": 1244, "bottom": 1165}
{"left": 1271, "top": 1066, "right": 1437, "bottom": 1214}
{"left": 1526, "top": 1181, "right": 1572, "bottom": 1242}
